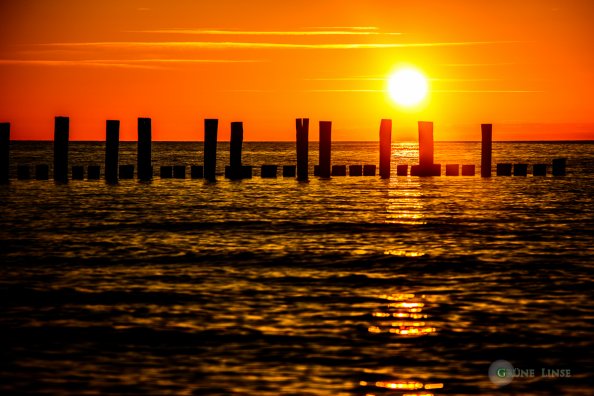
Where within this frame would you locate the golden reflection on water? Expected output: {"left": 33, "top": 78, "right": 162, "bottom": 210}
{"left": 385, "top": 180, "right": 427, "bottom": 225}
{"left": 368, "top": 293, "right": 436, "bottom": 336}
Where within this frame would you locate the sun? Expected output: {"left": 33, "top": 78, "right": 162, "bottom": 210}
{"left": 387, "top": 68, "right": 429, "bottom": 107}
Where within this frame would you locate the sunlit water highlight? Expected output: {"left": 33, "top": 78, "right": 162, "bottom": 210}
{"left": 1, "top": 141, "right": 593, "bottom": 395}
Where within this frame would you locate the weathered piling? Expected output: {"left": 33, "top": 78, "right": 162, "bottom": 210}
{"left": 204, "top": 119, "right": 218, "bottom": 181}
{"left": 446, "top": 164, "right": 459, "bottom": 176}
{"left": 173, "top": 165, "right": 186, "bottom": 179}
{"left": 313, "top": 165, "right": 320, "bottom": 176}
{"left": 241, "top": 166, "right": 253, "bottom": 179}
{"left": 0, "top": 123, "right": 9, "bottom": 184}
{"left": 105, "top": 120, "right": 120, "bottom": 183}
{"left": 319, "top": 121, "right": 332, "bottom": 178}
{"left": 229, "top": 122, "right": 243, "bottom": 179}
{"left": 552, "top": 158, "right": 566, "bottom": 176}
{"left": 87, "top": 165, "right": 100, "bottom": 180}
{"left": 513, "top": 164, "right": 528, "bottom": 176}
{"left": 379, "top": 119, "right": 392, "bottom": 179}
{"left": 481, "top": 124, "right": 492, "bottom": 177}
{"left": 282, "top": 165, "right": 296, "bottom": 177}
{"left": 35, "top": 164, "right": 49, "bottom": 180}
{"left": 461, "top": 165, "right": 475, "bottom": 176}
{"left": 533, "top": 164, "right": 547, "bottom": 176}
{"left": 332, "top": 165, "right": 346, "bottom": 176}
{"left": 191, "top": 165, "right": 203, "bottom": 179}
{"left": 119, "top": 165, "right": 134, "bottom": 179}
{"left": 418, "top": 121, "right": 434, "bottom": 167}
{"left": 363, "top": 164, "right": 376, "bottom": 176}
{"left": 261, "top": 165, "right": 277, "bottom": 178}
{"left": 137, "top": 118, "right": 152, "bottom": 181}
{"left": 160, "top": 166, "right": 173, "bottom": 178}
{"left": 296, "top": 118, "right": 309, "bottom": 181}
{"left": 72, "top": 166, "right": 84, "bottom": 180}
{"left": 416, "top": 121, "right": 440, "bottom": 176}
{"left": 17, "top": 165, "right": 30, "bottom": 180}
{"left": 54, "top": 116, "right": 69, "bottom": 183}
{"left": 411, "top": 164, "right": 441, "bottom": 177}
{"left": 349, "top": 165, "right": 363, "bottom": 176}
{"left": 396, "top": 164, "right": 408, "bottom": 176}
{"left": 497, "top": 163, "right": 512, "bottom": 176}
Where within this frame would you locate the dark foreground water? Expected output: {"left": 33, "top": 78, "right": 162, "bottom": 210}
{"left": 1, "top": 141, "right": 593, "bottom": 395}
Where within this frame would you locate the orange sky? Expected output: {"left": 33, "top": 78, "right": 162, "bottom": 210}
{"left": 1, "top": 0, "right": 593, "bottom": 141}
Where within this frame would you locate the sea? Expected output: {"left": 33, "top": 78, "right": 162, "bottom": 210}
{"left": 1, "top": 141, "right": 593, "bottom": 395}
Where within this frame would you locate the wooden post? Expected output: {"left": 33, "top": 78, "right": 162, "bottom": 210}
{"left": 418, "top": 121, "right": 434, "bottom": 167}
{"left": 533, "top": 164, "right": 547, "bottom": 176}
{"left": 72, "top": 166, "right": 84, "bottom": 180}
{"left": 331, "top": 165, "right": 346, "bottom": 176}
{"left": 261, "top": 165, "right": 277, "bottom": 178}
{"left": 446, "top": 164, "right": 459, "bottom": 176}
{"left": 105, "top": 120, "right": 120, "bottom": 183}
{"left": 296, "top": 118, "right": 309, "bottom": 181}
{"left": 204, "top": 119, "right": 218, "bottom": 181}
{"left": 379, "top": 119, "right": 392, "bottom": 179}
{"left": 119, "top": 165, "right": 134, "bottom": 179}
{"left": 87, "top": 165, "right": 101, "bottom": 180}
{"left": 349, "top": 165, "right": 363, "bottom": 176}
{"left": 17, "top": 165, "right": 30, "bottom": 180}
{"left": 191, "top": 165, "right": 203, "bottom": 179}
{"left": 319, "top": 121, "right": 332, "bottom": 178}
{"left": 396, "top": 164, "right": 408, "bottom": 176}
{"left": 173, "top": 165, "right": 186, "bottom": 178}
{"left": 138, "top": 118, "right": 152, "bottom": 180}
{"left": 363, "top": 164, "right": 376, "bottom": 176}
{"left": 496, "top": 163, "right": 512, "bottom": 176}
{"left": 513, "top": 164, "right": 528, "bottom": 176}
{"left": 461, "top": 165, "right": 475, "bottom": 176}
{"left": 282, "top": 165, "right": 296, "bottom": 177}
{"left": 552, "top": 158, "right": 566, "bottom": 176}
{"left": 481, "top": 124, "right": 492, "bottom": 177}
{"left": 35, "top": 164, "right": 49, "bottom": 180}
{"left": 0, "top": 123, "right": 9, "bottom": 184}
{"left": 54, "top": 116, "right": 69, "bottom": 183}
{"left": 229, "top": 122, "right": 243, "bottom": 179}
{"left": 160, "top": 166, "right": 173, "bottom": 178}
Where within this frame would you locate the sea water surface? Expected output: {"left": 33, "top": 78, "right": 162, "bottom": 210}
{"left": 1, "top": 141, "right": 593, "bottom": 395}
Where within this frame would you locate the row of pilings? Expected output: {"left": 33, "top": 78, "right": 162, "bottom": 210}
{"left": 0, "top": 118, "right": 566, "bottom": 184}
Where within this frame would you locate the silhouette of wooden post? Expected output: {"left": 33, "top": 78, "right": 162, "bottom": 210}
{"left": 87, "top": 165, "right": 100, "bottom": 180}
{"left": 72, "top": 166, "right": 84, "bottom": 180}
{"left": 419, "top": 121, "right": 434, "bottom": 167}
{"left": 17, "top": 165, "right": 30, "bottom": 180}
{"left": 0, "top": 123, "right": 9, "bottom": 184}
{"left": 229, "top": 122, "right": 243, "bottom": 179}
{"left": 283, "top": 165, "right": 296, "bottom": 177}
{"left": 513, "top": 164, "right": 528, "bottom": 176}
{"left": 137, "top": 118, "right": 152, "bottom": 180}
{"left": 204, "top": 119, "right": 218, "bottom": 181}
{"left": 349, "top": 165, "right": 363, "bottom": 176}
{"left": 397, "top": 164, "right": 408, "bottom": 176}
{"left": 533, "top": 164, "right": 547, "bottom": 176}
{"left": 54, "top": 116, "right": 69, "bottom": 183}
{"left": 446, "top": 164, "right": 459, "bottom": 176}
{"left": 296, "top": 118, "right": 309, "bottom": 181}
{"left": 552, "top": 158, "right": 566, "bottom": 176}
{"left": 319, "top": 121, "right": 332, "bottom": 178}
{"left": 191, "top": 165, "right": 203, "bottom": 179}
{"left": 105, "top": 120, "right": 120, "bottom": 183}
{"left": 481, "top": 124, "right": 492, "bottom": 177}
{"left": 379, "top": 119, "right": 392, "bottom": 179}
{"left": 35, "top": 164, "right": 49, "bottom": 180}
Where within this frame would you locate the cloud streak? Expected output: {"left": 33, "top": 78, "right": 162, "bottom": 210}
{"left": 44, "top": 40, "right": 519, "bottom": 50}
{"left": 139, "top": 28, "right": 400, "bottom": 36}
{"left": 0, "top": 59, "right": 261, "bottom": 69}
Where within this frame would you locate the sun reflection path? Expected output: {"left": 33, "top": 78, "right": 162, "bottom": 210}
{"left": 368, "top": 293, "right": 437, "bottom": 336}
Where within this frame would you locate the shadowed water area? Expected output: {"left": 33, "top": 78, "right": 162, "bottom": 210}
{"left": 1, "top": 141, "right": 593, "bottom": 395}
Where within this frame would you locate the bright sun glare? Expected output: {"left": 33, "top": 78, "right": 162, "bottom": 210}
{"left": 387, "top": 68, "right": 428, "bottom": 107}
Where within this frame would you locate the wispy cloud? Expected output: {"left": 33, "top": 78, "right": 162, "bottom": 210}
{"left": 433, "top": 90, "right": 543, "bottom": 93}
{"left": 44, "top": 41, "right": 518, "bottom": 50}
{"left": 139, "top": 28, "right": 400, "bottom": 36}
{"left": 0, "top": 58, "right": 262, "bottom": 69}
